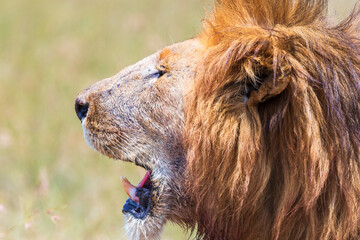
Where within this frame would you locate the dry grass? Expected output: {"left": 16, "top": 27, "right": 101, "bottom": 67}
{"left": 0, "top": 0, "right": 357, "bottom": 239}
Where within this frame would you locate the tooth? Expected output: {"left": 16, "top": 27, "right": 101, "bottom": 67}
{"left": 120, "top": 177, "right": 139, "bottom": 204}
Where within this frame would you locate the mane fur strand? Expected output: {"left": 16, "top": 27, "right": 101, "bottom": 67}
{"left": 185, "top": 0, "right": 360, "bottom": 239}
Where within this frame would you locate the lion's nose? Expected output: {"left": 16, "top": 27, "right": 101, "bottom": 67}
{"left": 75, "top": 98, "right": 89, "bottom": 122}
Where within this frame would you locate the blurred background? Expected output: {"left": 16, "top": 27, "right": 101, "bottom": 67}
{"left": 0, "top": 0, "right": 358, "bottom": 239}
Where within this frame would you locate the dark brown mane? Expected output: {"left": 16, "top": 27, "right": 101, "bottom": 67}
{"left": 185, "top": 0, "right": 360, "bottom": 239}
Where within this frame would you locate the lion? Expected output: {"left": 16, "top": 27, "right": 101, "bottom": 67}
{"left": 75, "top": 0, "right": 360, "bottom": 239}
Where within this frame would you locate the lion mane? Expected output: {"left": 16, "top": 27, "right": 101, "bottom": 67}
{"left": 185, "top": 0, "right": 360, "bottom": 239}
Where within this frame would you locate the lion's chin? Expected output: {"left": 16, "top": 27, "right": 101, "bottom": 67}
{"left": 120, "top": 170, "right": 171, "bottom": 240}
{"left": 123, "top": 213, "right": 166, "bottom": 240}
{"left": 120, "top": 171, "right": 153, "bottom": 219}
{"left": 121, "top": 171, "right": 169, "bottom": 240}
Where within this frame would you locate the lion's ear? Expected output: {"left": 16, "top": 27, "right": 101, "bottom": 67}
{"left": 247, "top": 66, "right": 291, "bottom": 105}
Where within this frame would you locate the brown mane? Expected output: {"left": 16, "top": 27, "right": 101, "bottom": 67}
{"left": 185, "top": 0, "right": 360, "bottom": 239}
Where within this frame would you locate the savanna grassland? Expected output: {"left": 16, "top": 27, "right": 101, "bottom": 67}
{"left": 0, "top": 0, "right": 357, "bottom": 239}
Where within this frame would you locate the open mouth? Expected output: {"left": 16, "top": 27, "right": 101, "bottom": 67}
{"left": 121, "top": 170, "right": 153, "bottom": 219}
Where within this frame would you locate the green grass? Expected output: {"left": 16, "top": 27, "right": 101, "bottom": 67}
{"left": 0, "top": 0, "right": 357, "bottom": 239}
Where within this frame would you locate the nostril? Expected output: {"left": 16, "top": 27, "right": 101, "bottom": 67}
{"left": 75, "top": 98, "right": 89, "bottom": 121}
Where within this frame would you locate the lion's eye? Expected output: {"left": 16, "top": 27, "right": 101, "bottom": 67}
{"left": 152, "top": 70, "right": 166, "bottom": 79}
{"left": 146, "top": 65, "right": 167, "bottom": 80}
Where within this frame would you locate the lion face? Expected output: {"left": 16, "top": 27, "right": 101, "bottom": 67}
{"left": 76, "top": 0, "right": 360, "bottom": 239}
{"left": 75, "top": 39, "right": 202, "bottom": 239}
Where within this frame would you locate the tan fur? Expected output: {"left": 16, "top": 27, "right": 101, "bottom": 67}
{"left": 76, "top": 0, "right": 360, "bottom": 239}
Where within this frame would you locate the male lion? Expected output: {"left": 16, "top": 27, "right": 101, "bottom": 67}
{"left": 75, "top": 0, "right": 360, "bottom": 239}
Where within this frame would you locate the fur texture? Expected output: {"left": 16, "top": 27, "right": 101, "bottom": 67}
{"left": 185, "top": 0, "right": 360, "bottom": 239}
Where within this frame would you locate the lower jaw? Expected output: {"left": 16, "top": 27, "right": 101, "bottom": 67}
{"left": 121, "top": 170, "right": 153, "bottom": 219}
{"left": 123, "top": 213, "right": 166, "bottom": 240}
{"left": 122, "top": 189, "right": 152, "bottom": 219}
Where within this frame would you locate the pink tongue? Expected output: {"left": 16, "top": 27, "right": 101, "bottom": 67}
{"left": 137, "top": 170, "right": 151, "bottom": 188}
{"left": 120, "top": 170, "right": 151, "bottom": 203}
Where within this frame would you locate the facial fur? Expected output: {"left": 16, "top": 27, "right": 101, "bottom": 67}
{"left": 76, "top": 40, "right": 202, "bottom": 239}
{"left": 76, "top": 0, "right": 360, "bottom": 239}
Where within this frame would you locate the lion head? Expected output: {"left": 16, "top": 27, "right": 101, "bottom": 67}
{"left": 75, "top": 0, "right": 360, "bottom": 239}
